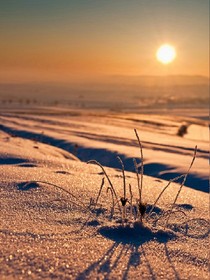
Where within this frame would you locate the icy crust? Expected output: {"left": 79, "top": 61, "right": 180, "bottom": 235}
{"left": 0, "top": 110, "right": 209, "bottom": 279}
{"left": 0, "top": 158, "right": 209, "bottom": 279}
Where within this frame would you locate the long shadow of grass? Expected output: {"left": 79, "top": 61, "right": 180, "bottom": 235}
{"left": 76, "top": 218, "right": 209, "bottom": 279}
{"left": 76, "top": 224, "right": 176, "bottom": 279}
{"left": 98, "top": 224, "right": 176, "bottom": 245}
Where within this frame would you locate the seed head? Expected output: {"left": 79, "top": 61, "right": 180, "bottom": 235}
{"left": 120, "top": 197, "right": 128, "bottom": 207}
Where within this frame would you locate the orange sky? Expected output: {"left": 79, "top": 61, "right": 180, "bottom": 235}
{"left": 0, "top": 1, "right": 209, "bottom": 83}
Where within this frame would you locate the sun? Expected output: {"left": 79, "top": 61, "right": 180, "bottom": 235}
{"left": 156, "top": 44, "right": 176, "bottom": 64}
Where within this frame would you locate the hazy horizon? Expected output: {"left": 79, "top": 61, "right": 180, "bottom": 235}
{"left": 0, "top": 73, "right": 209, "bottom": 85}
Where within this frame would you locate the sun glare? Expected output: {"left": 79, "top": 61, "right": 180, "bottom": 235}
{"left": 156, "top": 44, "right": 176, "bottom": 64}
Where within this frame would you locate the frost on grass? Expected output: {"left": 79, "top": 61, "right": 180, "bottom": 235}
{"left": 87, "top": 129, "right": 204, "bottom": 241}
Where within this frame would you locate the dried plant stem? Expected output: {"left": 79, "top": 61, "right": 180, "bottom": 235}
{"left": 166, "top": 146, "right": 197, "bottom": 225}
{"left": 129, "top": 184, "right": 133, "bottom": 219}
{"left": 117, "top": 156, "right": 126, "bottom": 199}
{"left": 94, "top": 177, "right": 105, "bottom": 208}
{"left": 135, "top": 199, "right": 141, "bottom": 220}
{"left": 134, "top": 129, "right": 144, "bottom": 204}
{"left": 133, "top": 158, "right": 141, "bottom": 200}
{"left": 147, "top": 174, "right": 186, "bottom": 219}
{"left": 22, "top": 180, "right": 87, "bottom": 210}
{"left": 152, "top": 209, "right": 187, "bottom": 227}
{"left": 122, "top": 205, "right": 126, "bottom": 226}
{"left": 87, "top": 160, "right": 122, "bottom": 214}
{"left": 107, "top": 187, "right": 115, "bottom": 219}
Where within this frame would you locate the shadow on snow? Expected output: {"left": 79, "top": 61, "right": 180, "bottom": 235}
{"left": 0, "top": 124, "right": 208, "bottom": 192}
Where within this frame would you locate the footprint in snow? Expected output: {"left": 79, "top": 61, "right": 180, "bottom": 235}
{"left": 17, "top": 181, "right": 40, "bottom": 191}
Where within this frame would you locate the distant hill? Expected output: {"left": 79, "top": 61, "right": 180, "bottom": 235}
{"left": 0, "top": 75, "right": 208, "bottom": 109}
{"left": 100, "top": 75, "right": 209, "bottom": 86}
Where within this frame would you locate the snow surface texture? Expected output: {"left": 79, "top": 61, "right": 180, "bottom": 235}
{"left": 0, "top": 108, "right": 209, "bottom": 279}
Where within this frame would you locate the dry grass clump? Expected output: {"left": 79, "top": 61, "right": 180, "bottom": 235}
{"left": 88, "top": 129, "right": 197, "bottom": 229}
{"left": 177, "top": 123, "right": 188, "bottom": 137}
{"left": 16, "top": 129, "right": 197, "bottom": 232}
